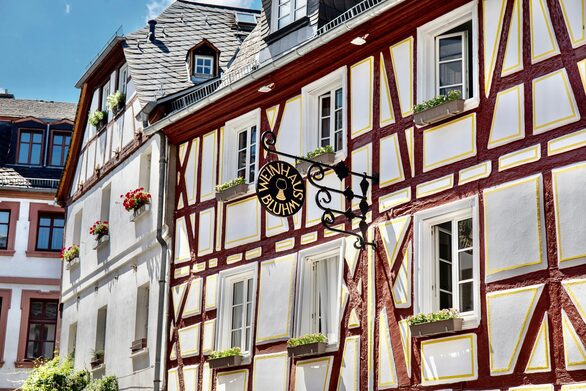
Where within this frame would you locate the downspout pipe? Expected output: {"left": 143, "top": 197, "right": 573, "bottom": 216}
{"left": 153, "top": 132, "right": 168, "bottom": 391}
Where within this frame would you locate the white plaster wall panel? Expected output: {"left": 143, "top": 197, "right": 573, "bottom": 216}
{"left": 350, "top": 57, "right": 374, "bottom": 138}
{"left": 486, "top": 284, "right": 544, "bottom": 375}
{"left": 217, "top": 369, "right": 249, "bottom": 391}
{"left": 502, "top": 0, "right": 523, "bottom": 76}
{"left": 562, "top": 383, "right": 586, "bottom": 390}
{"left": 295, "top": 356, "right": 333, "bottom": 391}
{"left": 417, "top": 175, "right": 455, "bottom": 198}
{"left": 341, "top": 283, "right": 350, "bottom": 320}
{"left": 405, "top": 127, "right": 414, "bottom": 174}
{"left": 483, "top": 175, "right": 546, "bottom": 281}
{"left": 87, "top": 141, "right": 96, "bottom": 176}
{"left": 225, "top": 197, "right": 260, "bottom": 248}
{"left": 351, "top": 143, "right": 372, "bottom": 207}
{"left": 483, "top": 0, "right": 507, "bottom": 95}
{"left": 183, "top": 364, "right": 199, "bottom": 391}
{"left": 510, "top": 385, "right": 553, "bottom": 391}
{"left": 266, "top": 105, "right": 279, "bottom": 131}
{"left": 562, "top": 310, "right": 586, "bottom": 370}
{"left": 559, "top": 0, "right": 585, "bottom": 47}
{"left": 167, "top": 368, "right": 179, "bottom": 391}
{"left": 344, "top": 236, "right": 360, "bottom": 278}
{"left": 202, "top": 363, "right": 212, "bottom": 391}
{"left": 392, "top": 244, "right": 411, "bottom": 308}
{"left": 378, "top": 309, "right": 398, "bottom": 389}
{"left": 198, "top": 207, "right": 215, "bottom": 256}
{"left": 533, "top": 69, "right": 579, "bottom": 134}
{"left": 348, "top": 308, "right": 360, "bottom": 328}
{"left": 379, "top": 187, "right": 411, "bottom": 212}
{"left": 275, "top": 96, "right": 302, "bottom": 163}
{"left": 498, "top": 144, "right": 541, "bottom": 171}
{"left": 202, "top": 319, "right": 215, "bottom": 354}
{"left": 423, "top": 114, "right": 476, "bottom": 172}
{"left": 389, "top": 37, "right": 414, "bottom": 117}
{"left": 579, "top": 59, "right": 586, "bottom": 92}
{"left": 459, "top": 161, "right": 492, "bottom": 185}
{"left": 253, "top": 352, "right": 289, "bottom": 391}
{"left": 200, "top": 130, "right": 217, "bottom": 201}
{"left": 548, "top": 128, "right": 586, "bottom": 156}
{"left": 111, "top": 116, "right": 122, "bottom": 157}
{"left": 489, "top": 84, "right": 525, "bottom": 148}
{"left": 379, "top": 133, "right": 405, "bottom": 187}
{"left": 526, "top": 313, "right": 551, "bottom": 373}
{"left": 205, "top": 273, "right": 218, "bottom": 310}
{"left": 421, "top": 334, "right": 478, "bottom": 385}
{"left": 552, "top": 162, "right": 586, "bottom": 268}
{"left": 124, "top": 102, "right": 137, "bottom": 146}
{"left": 530, "top": 0, "right": 560, "bottom": 62}
{"left": 183, "top": 278, "right": 202, "bottom": 318}
{"left": 379, "top": 53, "right": 395, "bottom": 127}
{"left": 172, "top": 282, "right": 187, "bottom": 321}
{"left": 562, "top": 278, "right": 586, "bottom": 324}
{"left": 256, "top": 255, "right": 296, "bottom": 344}
{"left": 306, "top": 171, "right": 343, "bottom": 227}
{"left": 266, "top": 212, "right": 289, "bottom": 237}
{"left": 174, "top": 217, "right": 191, "bottom": 263}
{"left": 178, "top": 323, "right": 200, "bottom": 358}
{"left": 398, "top": 318, "right": 412, "bottom": 377}
{"left": 185, "top": 139, "right": 199, "bottom": 205}
{"left": 337, "top": 336, "right": 360, "bottom": 391}
{"left": 379, "top": 216, "right": 410, "bottom": 270}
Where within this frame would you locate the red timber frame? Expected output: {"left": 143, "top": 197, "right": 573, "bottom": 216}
{"left": 166, "top": 0, "right": 586, "bottom": 389}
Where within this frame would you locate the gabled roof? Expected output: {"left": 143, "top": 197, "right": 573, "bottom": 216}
{"left": 0, "top": 98, "right": 77, "bottom": 121}
{"left": 123, "top": 0, "right": 260, "bottom": 105}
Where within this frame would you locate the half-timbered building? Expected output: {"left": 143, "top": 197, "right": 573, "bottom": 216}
{"left": 143, "top": 0, "right": 586, "bottom": 390}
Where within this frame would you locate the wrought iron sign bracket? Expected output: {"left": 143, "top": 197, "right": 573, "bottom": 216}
{"left": 260, "top": 131, "right": 379, "bottom": 250}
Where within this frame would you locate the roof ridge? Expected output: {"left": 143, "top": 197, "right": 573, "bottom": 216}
{"left": 176, "top": 0, "right": 261, "bottom": 13}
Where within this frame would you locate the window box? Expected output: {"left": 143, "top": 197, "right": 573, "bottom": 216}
{"left": 131, "top": 204, "right": 150, "bottom": 222}
{"left": 216, "top": 183, "right": 248, "bottom": 202}
{"left": 65, "top": 256, "right": 80, "bottom": 270}
{"left": 410, "top": 317, "right": 463, "bottom": 338}
{"left": 130, "top": 338, "right": 147, "bottom": 353}
{"left": 296, "top": 152, "right": 335, "bottom": 175}
{"left": 90, "top": 357, "right": 104, "bottom": 369}
{"left": 287, "top": 341, "right": 327, "bottom": 358}
{"left": 414, "top": 99, "right": 465, "bottom": 126}
{"left": 93, "top": 235, "right": 109, "bottom": 250}
{"left": 207, "top": 354, "right": 242, "bottom": 369}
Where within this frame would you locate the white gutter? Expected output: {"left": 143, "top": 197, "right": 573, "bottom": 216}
{"left": 144, "top": 0, "right": 405, "bottom": 136}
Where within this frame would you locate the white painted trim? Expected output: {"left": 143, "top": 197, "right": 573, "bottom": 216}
{"left": 223, "top": 109, "right": 261, "bottom": 188}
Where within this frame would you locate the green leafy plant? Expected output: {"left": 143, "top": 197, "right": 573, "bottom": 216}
{"left": 88, "top": 110, "right": 107, "bottom": 127}
{"left": 413, "top": 89, "right": 462, "bottom": 113}
{"left": 21, "top": 356, "right": 90, "bottom": 391}
{"left": 216, "top": 177, "right": 245, "bottom": 193}
{"left": 106, "top": 91, "right": 125, "bottom": 112}
{"left": 287, "top": 333, "right": 327, "bottom": 347}
{"left": 297, "top": 145, "right": 335, "bottom": 164}
{"left": 208, "top": 347, "right": 242, "bottom": 359}
{"left": 407, "top": 308, "right": 460, "bottom": 326}
{"left": 61, "top": 244, "right": 80, "bottom": 263}
{"left": 83, "top": 376, "right": 119, "bottom": 391}
{"left": 91, "top": 349, "right": 105, "bottom": 361}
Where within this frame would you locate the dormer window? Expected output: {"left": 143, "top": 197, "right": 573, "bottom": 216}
{"left": 188, "top": 40, "right": 220, "bottom": 83}
{"left": 275, "top": 0, "right": 307, "bottom": 29}
{"left": 194, "top": 55, "right": 214, "bottom": 77}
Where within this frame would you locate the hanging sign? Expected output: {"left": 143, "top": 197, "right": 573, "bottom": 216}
{"left": 256, "top": 160, "right": 305, "bottom": 217}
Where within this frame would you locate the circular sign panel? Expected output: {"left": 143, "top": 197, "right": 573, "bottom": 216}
{"left": 256, "top": 160, "right": 305, "bottom": 217}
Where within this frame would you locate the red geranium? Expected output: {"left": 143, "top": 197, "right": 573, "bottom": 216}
{"left": 61, "top": 244, "right": 80, "bottom": 263}
{"left": 89, "top": 220, "right": 109, "bottom": 237}
{"left": 120, "top": 187, "right": 152, "bottom": 212}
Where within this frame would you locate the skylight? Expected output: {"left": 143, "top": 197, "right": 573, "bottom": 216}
{"left": 235, "top": 12, "right": 257, "bottom": 25}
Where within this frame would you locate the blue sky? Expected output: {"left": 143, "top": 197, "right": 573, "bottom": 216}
{"left": 0, "top": 0, "right": 261, "bottom": 103}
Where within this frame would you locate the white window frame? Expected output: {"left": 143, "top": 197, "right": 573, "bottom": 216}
{"left": 301, "top": 67, "right": 347, "bottom": 161}
{"left": 271, "top": 0, "right": 307, "bottom": 32}
{"left": 217, "top": 263, "right": 258, "bottom": 358}
{"left": 193, "top": 54, "right": 215, "bottom": 77}
{"left": 414, "top": 196, "right": 480, "bottom": 329}
{"left": 118, "top": 63, "right": 128, "bottom": 97}
{"left": 223, "top": 109, "right": 260, "bottom": 188}
{"left": 295, "top": 239, "right": 345, "bottom": 348}
{"left": 417, "top": 1, "right": 479, "bottom": 109}
{"left": 435, "top": 31, "right": 468, "bottom": 97}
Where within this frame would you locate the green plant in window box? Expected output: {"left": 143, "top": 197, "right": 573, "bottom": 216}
{"left": 61, "top": 244, "right": 79, "bottom": 263}
{"left": 88, "top": 110, "right": 107, "bottom": 128}
{"left": 407, "top": 308, "right": 459, "bottom": 325}
{"left": 287, "top": 333, "right": 327, "bottom": 357}
{"left": 408, "top": 308, "right": 463, "bottom": 337}
{"left": 216, "top": 177, "right": 246, "bottom": 193}
{"left": 413, "top": 90, "right": 462, "bottom": 114}
{"left": 208, "top": 347, "right": 243, "bottom": 359}
{"left": 90, "top": 349, "right": 105, "bottom": 368}
{"left": 296, "top": 145, "right": 335, "bottom": 165}
{"left": 207, "top": 347, "right": 243, "bottom": 369}
{"left": 287, "top": 333, "right": 327, "bottom": 347}
{"left": 106, "top": 90, "right": 126, "bottom": 113}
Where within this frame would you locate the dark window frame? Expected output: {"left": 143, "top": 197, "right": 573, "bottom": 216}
{"left": 0, "top": 210, "right": 11, "bottom": 250}
{"left": 35, "top": 213, "right": 64, "bottom": 252}
{"left": 25, "top": 299, "right": 58, "bottom": 360}
{"left": 48, "top": 130, "right": 72, "bottom": 167}
{"left": 16, "top": 129, "right": 45, "bottom": 166}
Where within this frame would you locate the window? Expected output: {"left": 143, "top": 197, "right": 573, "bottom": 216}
{"left": 134, "top": 284, "right": 149, "bottom": 343}
{"left": 275, "top": 0, "right": 307, "bottom": 29}
{"left": 223, "top": 110, "right": 260, "bottom": 186}
{"left": 100, "top": 185, "right": 111, "bottom": 222}
{"left": 49, "top": 131, "right": 71, "bottom": 167}
{"left": 0, "top": 290, "right": 12, "bottom": 365}
{"left": 67, "top": 322, "right": 77, "bottom": 357}
{"left": 95, "top": 306, "right": 107, "bottom": 356}
{"left": 139, "top": 151, "right": 152, "bottom": 192}
{"left": 417, "top": 2, "right": 478, "bottom": 104}
{"left": 0, "top": 211, "right": 9, "bottom": 249}
{"left": 319, "top": 88, "right": 344, "bottom": 152}
{"left": 100, "top": 83, "right": 110, "bottom": 112}
{"left": 36, "top": 213, "right": 64, "bottom": 252}
{"left": 118, "top": 64, "right": 128, "bottom": 96}
{"left": 237, "top": 125, "right": 257, "bottom": 183}
{"left": 194, "top": 55, "right": 214, "bottom": 77}
{"left": 217, "top": 264, "right": 257, "bottom": 355}
{"left": 296, "top": 241, "right": 344, "bottom": 346}
{"left": 25, "top": 299, "right": 58, "bottom": 360}
{"left": 414, "top": 197, "right": 480, "bottom": 328}
{"left": 18, "top": 130, "right": 43, "bottom": 165}
{"left": 72, "top": 210, "right": 82, "bottom": 245}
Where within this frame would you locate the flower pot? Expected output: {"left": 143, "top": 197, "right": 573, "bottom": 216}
{"left": 296, "top": 152, "right": 336, "bottom": 175}
{"left": 130, "top": 338, "right": 147, "bottom": 353}
{"left": 93, "top": 234, "right": 109, "bottom": 249}
{"left": 90, "top": 357, "right": 104, "bottom": 369}
{"left": 216, "top": 183, "right": 249, "bottom": 202}
{"left": 409, "top": 317, "right": 464, "bottom": 338}
{"left": 207, "top": 355, "right": 242, "bottom": 369}
{"left": 65, "top": 256, "right": 80, "bottom": 270}
{"left": 113, "top": 102, "right": 125, "bottom": 116}
{"left": 130, "top": 203, "right": 151, "bottom": 222}
{"left": 287, "top": 342, "right": 327, "bottom": 358}
{"left": 413, "top": 99, "right": 465, "bottom": 126}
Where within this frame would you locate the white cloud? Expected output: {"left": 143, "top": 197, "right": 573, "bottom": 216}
{"left": 65, "top": 3, "right": 71, "bottom": 14}
{"left": 146, "top": 0, "right": 174, "bottom": 20}
{"left": 196, "top": 0, "right": 256, "bottom": 7}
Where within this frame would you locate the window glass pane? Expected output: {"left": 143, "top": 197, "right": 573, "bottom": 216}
{"left": 438, "top": 229, "right": 451, "bottom": 261}
{"left": 238, "top": 131, "right": 247, "bottom": 150}
{"left": 51, "top": 227, "right": 63, "bottom": 250}
{"left": 51, "top": 146, "right": 62, "bottom": 166}
{"left": 439, "top": 261, "right": 452, "bottom": 291}
{"left": 54, "top": 218, "right": 65, "bottom": 228}
{"left": 439, "top": 61, "right": 462, "bottom": 88}
{"left": 440, "top": 291, "right": 452, "bottom": 310}
{"left": 39, "top": 217, "right": 51, "bottom": 227}
{"left": 46, "top": 302, "right": 58, "bottom": 319}
{"left": 233, "top": 281, "right": 244, "bottom": 305}
{"left": 439, "top": 86, "right": 463, "bottom": 97}
{"left": 0, "top": 226, "right": 7, "bottom": 249}
{"left": 21, "top": 132, "right": 31, "bottom": 142}
{"left": 439, "top": 36, "right": 463, "bottom": 61}
{"left": 31, "top": 144, "right": 41, "bottom": 164}
{"left": 37, "top": 228, "right": 50, "bottom": 249}
{"left": 321, "top": 96, "right": 331, "bottom": 117}
{"left": 458, "top": 250, "right": 473, "bottom": 280}
{"left": 459, "top": 281, "right": 474, "bottom": 312}
{"left": 458, "top": 218, "right": 473, "bottom": 249}
{"left": 32, "top": 133, "right": 42, "bottom": 143}
{"left": 0, "top": 211, "right": 9, "bottom": 224}
{"left": 18, "top": 143, "right": 29, "bottom": 163}
{"left": 231, "top": 329, "right": 241, "bottom": 348}
{"left": 335, "top": 88, "right": 343, "bottom": 109}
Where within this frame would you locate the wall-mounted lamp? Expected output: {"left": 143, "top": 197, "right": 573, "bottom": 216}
{"left": 258, "top": 83, "right": 275, "bottom": 93}
{"left": 351, "top": 34, "right": 369, "bottom": 46}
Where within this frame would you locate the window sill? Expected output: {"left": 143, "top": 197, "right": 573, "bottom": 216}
{"left": 90, "top": 363, "right": 105, "bottom": 372}
{"left": 25, "top": 250, "right": 60, "bottom": 258}
{"left": 414, "top": 96, "right": 479, "bottom": 128}
{"left": 14, "top": 360, "right": 35, "bottom": 368}
{"left": 0, "top": 249, "right": 16, "bottom": 257}
{"left": 265, "top": 16, "right": 310, "bottom": 45}
{"left": 130, "top": 347, "right": 149, "bottom": 359}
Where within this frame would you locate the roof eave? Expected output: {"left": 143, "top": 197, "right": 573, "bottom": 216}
{"left": 75, "top": 36, "right": 125, "bottom": 89}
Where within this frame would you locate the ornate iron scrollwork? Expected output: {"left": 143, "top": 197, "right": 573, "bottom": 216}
{"left": 260, "top": 131, "right": 378, "bottom": 249}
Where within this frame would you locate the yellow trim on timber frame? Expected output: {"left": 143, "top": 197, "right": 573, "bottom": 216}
{"left": 183, "top": 278, "right": 202, "bottom": 318}
{"left": 274, "top": 95, "right": 302, "bottom": 158}
{"left": 389, "top": 37, "right": 414, "bottom": 117}
{"left": 306, "top": 171, "right": 343, "bottom": 226}
{"left": 548, "top": 128, "right": 586, "bottom": 156}
{"left": 379, "top": 53, "right": 394, "bottom": 127}
{"left": 561, "top": 383, "right": 586, "bottom": 390}
{"left": 420, "top": 334, "right": 476, "bottom": 382}
{"left": 379, "top": 133, "right": 405, "bottom": 188}
{"left": 350, "top": 56, "right": 374, "bottom": 138}
{"left": 459, "top": 161, "right": 491, "bottom": 185}
{"left": 532, "top": 69, "right": 578, "bottom": 133}
{"left": 296, "top": 356, "right": 333, "bottom": 391}
{"left": 392, "top": 245, "right": 411, "bottom": 306}
{"left": 483, "top": 175, "right": 544, "bottom": 275}
{"left": 510, "top": 385, "right": 553, "bottom": 391}
{"left": 379, "top": 187, "right": 411, "bottom": 212}
{"left": 377, "top": 309, "right": 397, "bottom": 387}
{"left": 562, "top": 278, "right": 586, "bottom": 321}
{"left": 525, "top": 312, "right": 551, "bottom": 372}
{"left": 378, "top": 216, "right": 410, "bottom": 271}
{"left": 351, "top": 143, "right": 372, "bottom": 208}
{"left": 337, "top": 335, "right": 360, "bottom": 391}
{"left": 252, "top": 352, "right": 288, "bottom": 391}
{"left": 530, "top": 0, "right": 560, "bottom": 63}
{"left": 197, "top": 208, "right": 215, "bottom": 256}
{"left": 266, "top": 105, "right": 280, "bottom": 131}
{"left": 502, "top": 0, "right": 523, "bottom": 76}
{"left": 423, "top": 113, "right": 476, "bottom": 172}
{"left": 224, "top": 196, "right": 260, "bottom": 246}
{"left": 483, "top": 0, "right": 507, "bottom": 96}
{"left": 187, "top": 138, "right": 200, "bottom": 205}
{"left": 579, "top": 59, "right": 586, "bottom": 92}
{"left": 216, "top": 369, "right": 249, "bottom": 390}
{"left": 562, "top": 310, "right": 586, "bottom": 366}
{"left": 488, "top": 84, "right": 524, "bottom": 148}
{"left": 416, "top": 174, "right": 454, "bottom": 198}
{"left": 218, "top": 127, "right": 225, "bottom": 186}
{"left": 199, "top": 130, "right": 217, "bottom": 201}
{"left": 486, "top": 285, "right": 541, "bottom": 373}
{"left": 558, "top": 0, "right": 585, "bottom": 47}
{"left": 178, "top": 323, "right": 200, "bottom": 357}
{"left": 498, "top": 144, "right": 541, "bottom": 171}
